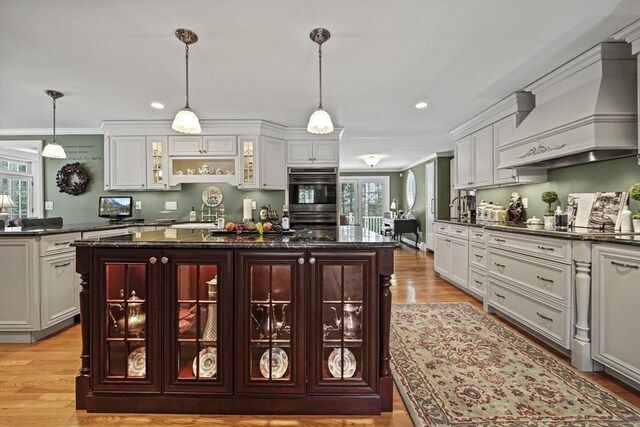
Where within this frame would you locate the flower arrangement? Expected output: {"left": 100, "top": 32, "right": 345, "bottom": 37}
{"left": 629, "top": 183, "right": 640, "bottom": 220}
{"left": 541, "top": 191, "right": 558, "bottom": 216}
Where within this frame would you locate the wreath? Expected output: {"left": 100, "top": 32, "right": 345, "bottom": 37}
{"left": 56, "top": 162, "right": 90, "bottom": 195}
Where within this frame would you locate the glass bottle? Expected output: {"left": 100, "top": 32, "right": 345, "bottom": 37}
{"left": 281, "top": 204, "right": 290, "bottom": 231}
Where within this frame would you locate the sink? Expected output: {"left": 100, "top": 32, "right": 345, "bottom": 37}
{"left": 171, "top": 222, "right": 221, "bottom": 230}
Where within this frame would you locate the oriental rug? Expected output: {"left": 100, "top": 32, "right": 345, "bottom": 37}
{"left": 390, "top": 303, "right": 640, "bottom": 426}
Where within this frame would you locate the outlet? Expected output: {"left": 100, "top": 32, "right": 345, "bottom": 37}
{"left": 251, "top": 201, "right": 257, "bottom": 209}
{"left": 165, "top": 201, "right": 178, "bottom": 211}
{"left": 135, "top": 201, "right": 142, "bottom": 210}
{"left": 45, "top": 201, "right": 54, "bottom": 210}
{"left": 522, "top": 198, "right": 528, "bottom": 209}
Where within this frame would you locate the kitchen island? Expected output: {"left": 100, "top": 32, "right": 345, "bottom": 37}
{"left": 73, "top": 226, "right": 396, "bottom": 414}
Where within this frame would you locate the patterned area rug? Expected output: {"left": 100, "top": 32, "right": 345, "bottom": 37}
{"left": 391, "top": 303, "right": 640, "bottom": 426}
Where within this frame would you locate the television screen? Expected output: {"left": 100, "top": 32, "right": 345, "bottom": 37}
{"left": 98, "top": 196, "right": 133, "bottom": 220}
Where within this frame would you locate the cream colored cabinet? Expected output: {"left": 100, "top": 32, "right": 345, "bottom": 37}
{"left": 168, "top": 135, "right": 237, "bottom": 156}
{"left": 454, "top": 136, "right": 473, "bottom": 189}
{"left": 287, "top": 140, "right": 338, "bottom": 165}
{"left": 40, "top": 250, "right": 79, "bottom": 329}
{"left": 434, "top": 224, "right": 468, "bottom": 290}
{"left": 454, "top": 126, "right": 493, "bottom": 189}
{"left": 105, "top": 136, "right": 147, "bottom": 190}
{"left": 261, "top": 136, "right": 286, "bottom": 189}
{"left": 591, "top": 244, "right": 640, "bottom": 388}
{"left": 237, "top": 136, "right": 258, "bottom": 189}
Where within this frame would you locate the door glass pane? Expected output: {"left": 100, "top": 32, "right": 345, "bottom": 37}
{"left": 241, "top": 139, "right": 255, "bottom": 185}
{"left": 150, "top": 140, "right": 164, "bottom": 186}
{"left": 360, "top": 181, "right": 384, "bottom": 233}
{"left": 339, "top": 181, "right": 356, "bottom": 225}
{"left": 1, "top": 175, "right": 31, "bottom": 218}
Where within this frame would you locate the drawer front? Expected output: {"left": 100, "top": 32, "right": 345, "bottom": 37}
{"left": 449, "top": 225, "right": 469, "bottom": 239}
{"left": 469, "top": 268, "right": 487, "bottom": 297}
{"left": 488, "top": 249, "right": 570, "bottom": 303}
{"left": 488, "top": 231, "right": 571, "bottom": 264}
{"left": 39, "top": 232, "right": 82, "bottom": 256}
{"left": 435, "top": 223, "right": 449, "bottom": 235}
{"left": 469, "top": 243, "right": 487, "bottom": 270}
{"left": 82, "top": 228, "right": 130, "bottom": 239}
{"left": 468, "top": 228, "right": 486, "bottom": 243}
{"left": 488, "top": 278, "right": 569, "bottom": 348}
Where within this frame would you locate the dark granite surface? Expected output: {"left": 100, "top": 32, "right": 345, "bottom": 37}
{"left": 436, "top": 219, "right": 640, "bottom": 247}
{"left": 71, "top": 225, "right": 398, "bottom": 249}
{"left": 0, "top": 221, "right": 171, "bottom": 236}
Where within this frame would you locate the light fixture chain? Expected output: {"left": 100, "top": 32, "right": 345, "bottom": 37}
{"left": 318, "top": 44, "right": 323, "bottom": 109}
{"left": 185, "top": 44, "right": 190, "bottom": 108}
{"left": 52, "top": 98, "right": 56, "bottom": 143}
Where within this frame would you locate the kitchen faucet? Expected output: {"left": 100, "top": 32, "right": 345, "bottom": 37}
{"left": 200, "top": 204, "right": 218, "bottom": 222}
{"left": 449, "top": 196, "right": 467, "bottom": 221}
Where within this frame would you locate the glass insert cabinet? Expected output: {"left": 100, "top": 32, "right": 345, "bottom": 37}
{"left": 77, "top": 246, "right": 393, "bottom": 414}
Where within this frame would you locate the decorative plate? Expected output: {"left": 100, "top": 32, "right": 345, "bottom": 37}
{"left": 192, "top": 347, "right": 217, "bottom": 378}
{"left": 201, "top": 186, "right": 223, "bottom": 207}
{"left": 328, "top": 347, "right": 356, "bottom": 378}
{"left": 127, "top": 347, "right": 146, "bottom": 377}
{"left": 259, "top": 347, "right": 289, "bottom": 379}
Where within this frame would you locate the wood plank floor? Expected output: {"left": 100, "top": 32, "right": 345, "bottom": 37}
{"left": 0, "top": 246, "right": 637, "bottom": 426}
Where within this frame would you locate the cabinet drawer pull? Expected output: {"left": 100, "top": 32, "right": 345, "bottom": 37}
{"left": 298, "top": 257, "right": 305, "bottom": 265}
{"left": 455, "top": 230, "right": 463, "bottom": 233}
{"left": 473, "top": 279, "right": 483, "bottom": 285}
{"left": 474, "top": 233, "right": 483, "bottom": 238}
{"left": 161, "top": 257, "right": 168, "bottom": 264}
{"left": 53, "top": 241, "right": 71, "bottom": 246}
{"left": 494, "top": 262, "right": 505, "bottom": 268}
{"left": 611, "top": 261, "right": 639, "bottom": 269}
{"left": 537, "top": 275, "right": 554, "bottom": 283}
{"left": 475, "top": 254, "right": 483, "bottom": 259}
{"left": 494, "top": 292, "right": 505, "bottom": 299}
{"left": 537, "top": 245, "right": 554, "bottom": 251}
{"left": 54, "top": 262, "right": 71, "bottom": 269}
{"left": 536, "top": 312, "right": 553, "bottom": 322}
{"left": 495, "top": 238, "right": 506, "bottom": 243}
{"left": 149, "top": 257, "right": 157, "bottom": 264}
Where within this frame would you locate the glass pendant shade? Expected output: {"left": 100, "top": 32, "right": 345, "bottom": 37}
{"left": 172, "top": 107, "right": 201, "bottom": 134}
{"left": 42, "top": 142, "right": 67, "bottom": 159}
{"left": 363, "top": 156, "right": 381, "bottom": 167}
{"left": 307, "top": 108, "right": 334, "bottom": 134}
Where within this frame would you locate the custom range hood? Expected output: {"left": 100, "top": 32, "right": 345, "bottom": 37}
{"left": 497, "top": 43, "right": 637, "bottom": 170}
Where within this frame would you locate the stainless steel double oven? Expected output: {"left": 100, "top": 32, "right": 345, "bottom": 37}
{"left": 287, "top": 167, "right": 338, "bottom": 228}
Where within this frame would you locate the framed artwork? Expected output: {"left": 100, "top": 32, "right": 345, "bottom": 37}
{"left": 588, "top": 192, "right": 627, "bottom": 230}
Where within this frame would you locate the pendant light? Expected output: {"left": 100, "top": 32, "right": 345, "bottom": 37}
{"left": 42, "top": 90, "right": 67, "bottom": 159}
{"left": 172, "top": 28, "right": 201, "bottom": 134}
{"left": 307, "top": 28, "right": 334, "bottom": 134}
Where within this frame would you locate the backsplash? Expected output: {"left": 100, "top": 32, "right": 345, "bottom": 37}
{"left": 476, "top": 156, "right": 640, "bottom": 219}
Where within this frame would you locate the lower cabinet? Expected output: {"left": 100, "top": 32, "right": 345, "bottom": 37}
{"left": 80, "top": 247, "right": 385, "bottom": 413}
{"left": 435, "top": 230, "right": 468, "bottom": 290}
{"left": 591, "top": 244, "right": 640, "bottom": 388}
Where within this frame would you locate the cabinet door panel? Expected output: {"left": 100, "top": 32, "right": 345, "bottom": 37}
{"left": 287, "top": 141, "right": 314, "bottom": 164}
{"left": 40, "top": 251, "right": 80, "bottom": 329}
{"left": 450, "top": 238, "right": 469, "bottom": 288}
{"left": 109, "top": 137, "right": 146, "bottom": 190}
{"left": 168, "top": 136, "right": 202, "bottom": 156}
{"left": 454, "top": 136, "right": 472, "bottom": 189}
{"left": 312, "top": 141, "right": 338, "bottom": 164}
{"left": 493, "top": 116, "right": 518, "bottom": 184}
{"left": 473, "top": 126, "right": 493, "bottom": 187}
{"left": 235, "top": 251, "right": 306, "bottom": 394}
{"left": 261, "top": 137, "right": 286, "bottom": 189}
{"left": 162, "top": 249, "right": 234, "bottom": 394}
{"left": 308, "top": 251, "right": 378, "bottom": 394}
{"left": 91, "top": 249, "right": 160, "bottom": 393}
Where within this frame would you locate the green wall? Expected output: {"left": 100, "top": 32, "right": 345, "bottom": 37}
{"left": 1, "top": 135, "right": 284, "bottom": 223}
{"left": 476, "top": 156, "right": 640, "bottom": 219}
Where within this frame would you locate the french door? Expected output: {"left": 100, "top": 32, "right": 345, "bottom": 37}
{"left": 339, "top": 177, "right": 388, "bottom": 234}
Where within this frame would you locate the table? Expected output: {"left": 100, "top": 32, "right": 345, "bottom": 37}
{"left": 381, "top": 218, "right": 418, "bottom": 249}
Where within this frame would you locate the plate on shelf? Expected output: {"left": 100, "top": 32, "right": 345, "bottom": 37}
{"left": 201, "top": 186, "right": 223, "bottom": 207}
{"left": 328, "top": 347, "right": 356, "bottom": 378}
{"left": 193, "top": 347, "right": 217, "bottom": 378}
{"left": 127, "top": 347, "right": 146, "bottom": 377}
{"left": 259, "top": 347, "right": 289, "bottom": 379}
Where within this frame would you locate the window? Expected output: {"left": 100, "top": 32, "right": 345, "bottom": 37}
{"left": 0, "top": 140, "right": 44, "bottom": 218}
{"left": 339, "top": 176, "right": 389, "bottom": 233}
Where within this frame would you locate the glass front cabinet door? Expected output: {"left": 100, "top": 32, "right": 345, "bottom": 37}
{"left": 308, "top": 251, "right": 378, "bottom": 394}
{"left": 92, "top": 249, "right": 161, "bottom": 393}
{"left": 235, "top": 251, "right": 306, "bottom": 394}
{"left": 162, "top": 250, "right": 233, "bottom": 394}
{"left": 237, "top": 136, "right": 258, "bottom": 189}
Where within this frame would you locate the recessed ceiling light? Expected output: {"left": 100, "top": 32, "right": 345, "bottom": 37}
{"left": 415, "top": 102, "right": 428, "bottom": 109}
{"left": 150, "top": 102, "right": 165, "bottom": 109}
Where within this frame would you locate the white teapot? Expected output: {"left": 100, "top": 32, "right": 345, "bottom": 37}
{"left": 199, "top": 163, "right": 212, "bottom": 175}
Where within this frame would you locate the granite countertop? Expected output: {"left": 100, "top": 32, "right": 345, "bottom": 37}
{"left": 0, "top": 221, "right": 171, "bottom": 236}
{"left": 71, "top": 225, "right": 398, "bottom": 249}
{"left": 436, "top": 219, "right": 640, "bottom": 247}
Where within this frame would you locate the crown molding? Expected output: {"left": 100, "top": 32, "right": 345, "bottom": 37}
{"left": 612, "top": 19, "right": 640, "bottom": 55}
{"left": 405, "top": 150, "right": 454, "bottom": 170}
{"left": 0, "top": 128, "right": 101, "bottom": 136}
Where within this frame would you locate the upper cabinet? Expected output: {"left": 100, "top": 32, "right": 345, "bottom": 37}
{"left": 168, "top": 136, "right": 237, "bottom": 157}
{"left": 287, "top": 140, "right": 338, "bottom": 166}
{"left": 451, "top": 92, "right": 547, "bottom": 190}
{"left": 260, "top": 137, "right": 286, "bottom": 190}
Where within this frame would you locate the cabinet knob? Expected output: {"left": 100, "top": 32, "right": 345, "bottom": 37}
{"left": 309, "top": 257, "right": 316, "bottom": 264}
{"left": 149, "top": 257, "right": 157, "bottom": 264}
{"left": 297, "top": 257, "right": 305, "bottom": 265}
{"left": 161, "top": 256, "right": 168, "bottom": 264}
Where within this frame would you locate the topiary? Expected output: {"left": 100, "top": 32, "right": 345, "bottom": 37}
{"left": 629, "top": 183, "right": 640, "bottom": 220}
{"left": 541, "top": 191, "right": 558, "bottom": 216}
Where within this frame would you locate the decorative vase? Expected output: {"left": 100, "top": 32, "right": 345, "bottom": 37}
{"left": 633, "top": 218, "right": 640, "bottom": 233}
{"left": 619, "top": 205, "right": 632, "bottom": 233}
{"left": 543, "top": 215, "right": 554, "bottom": 228}
{"left": 202, "top": 277, "right": 218, "bottom": 341}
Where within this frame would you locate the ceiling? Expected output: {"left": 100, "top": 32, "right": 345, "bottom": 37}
{"left": 0, "top": 0, "right": 638, "bottom": 171}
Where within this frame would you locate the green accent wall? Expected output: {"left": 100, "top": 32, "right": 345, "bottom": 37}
{"left": 476, "top": 156, "right": 640, "bottom": 219}
{"left": 1, "top": 135, "right": 284, "bottom": 223}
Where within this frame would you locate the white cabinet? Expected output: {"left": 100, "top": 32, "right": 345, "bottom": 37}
{"left": 237, "top": 136, "right": 259, "bottom": 189}
{"left": 434, "top": 224, "right": 468, "bottom": 290}
{"left": 287, "top": 140, "right": 338, "bottom": 165}
{"left": 591, "top": 244, "right": 640, "bottom": 388}
{"left": 454, "top": 126, "right": 493, "bottom": 189}
{"left": 168, "top": 135, "right": 237, "bottom": 156}
{"left": 147, "top": 136, "right": 170, "bottom": 190}
{"left": 40, "top": 251, "right": 79, "bottom": 329}
{"left": 261, "top": 136, "right": 286, "bottom": 190}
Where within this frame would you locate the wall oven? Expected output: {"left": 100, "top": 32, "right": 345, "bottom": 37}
{"left": 288, "top": 167, "right": 338, "bottom": 227}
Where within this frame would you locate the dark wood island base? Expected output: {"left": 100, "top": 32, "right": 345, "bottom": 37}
{"left": 74, "top": 226, "right": 395, "bottom": 414}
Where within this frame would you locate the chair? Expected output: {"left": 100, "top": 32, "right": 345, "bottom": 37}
{"left": 0, "top": 219, "right": 4, "bottom": 229}
{"left": 9, "top": 217, "right": 63, "bottom": 228}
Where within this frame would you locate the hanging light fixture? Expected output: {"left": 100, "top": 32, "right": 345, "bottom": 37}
{"left": 172, "top": 28, "right": 201, "bottom": 134}
{"left": 363, "top": 156, "right": 381, "bottom": 167}
{"left": 307, "top": 28, "right": 334, "bottom": 134}
{"left": 42, "top": 90, "right": 67, "bottom": 159}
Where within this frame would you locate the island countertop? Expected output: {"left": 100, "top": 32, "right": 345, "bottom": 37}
{"left": 0, "top": 221, "right": 171, "bottom": 236}
{"left": 71, "top": 225, "right": 398, "bottom": 249}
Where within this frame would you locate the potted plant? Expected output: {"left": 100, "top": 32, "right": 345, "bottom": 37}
{"left": 541, "top": 191, "right": 558, "bottom": 227}
{"left": 629, "top": 183, "right": 640, "bottom": 232}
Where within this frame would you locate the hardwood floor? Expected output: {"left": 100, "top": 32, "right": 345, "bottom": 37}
{"left": 0, "top": 245, "right": 637, "bottom": 426}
